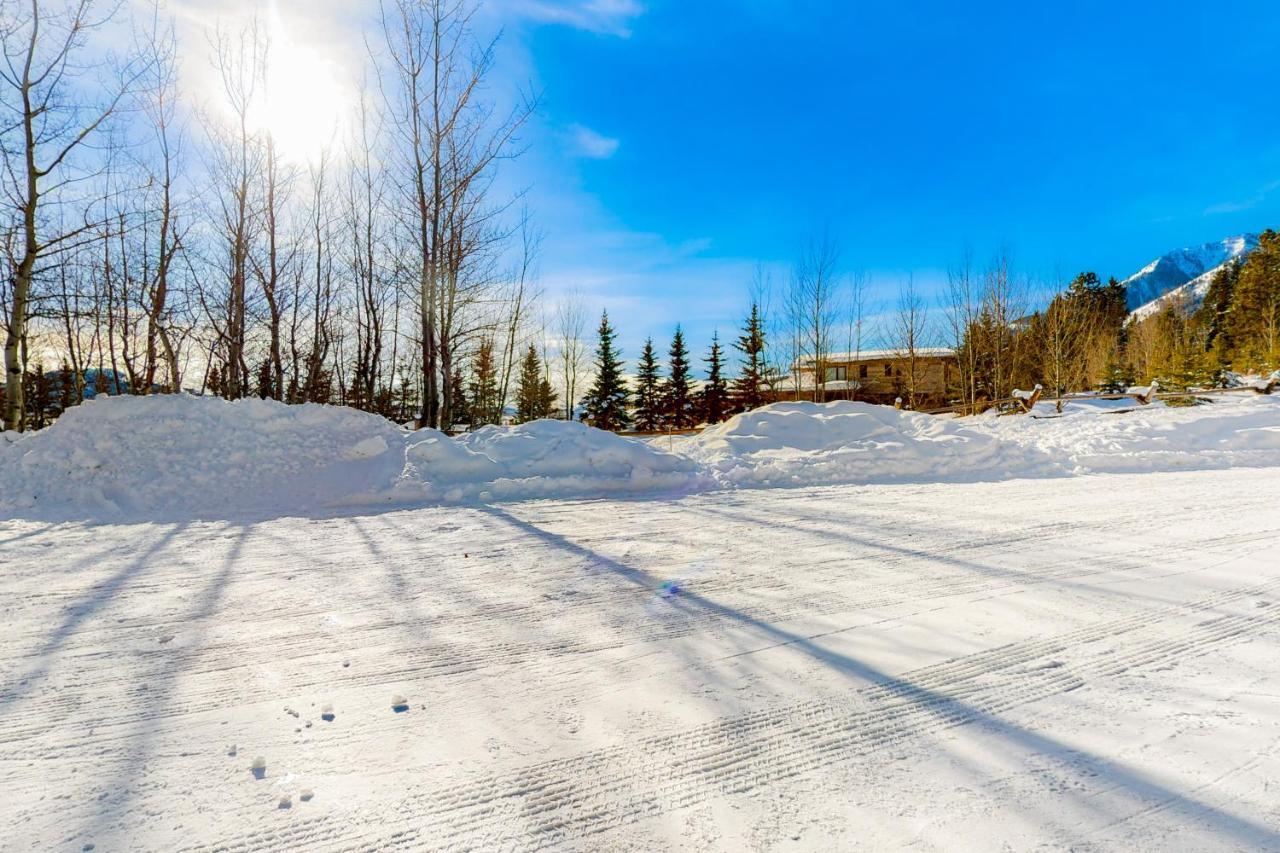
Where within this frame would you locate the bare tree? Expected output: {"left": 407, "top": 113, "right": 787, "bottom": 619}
{"left": 345, "top": 82, "right": 393, "bottom": 412}
{"left": 496, "top": 207, "right": 541, "bottom": 412}
{"left": 203, "top": 18, "right": 266, "bottom": 399}
{"left": 136, "top": 6, "right": 186, "bottom": 393}
{"left": 377, "top": 0, "right": 533, "bottom": 429}
{"left": 891, "top": 276, "right": 931, "bottom": 409}
{"left": 554, "top": 288, "right": 587, "bottom": 420}
{"left": 944, "top": 248, "right": 981, "bottom": 412}
{"left": 787, "top": 232, "right": 840, "bottom": 402}
{"left": 980, "top": 247, "right": 1027, "bottom": 402}
{"left": 1, "top": 0, "right": 149, "bottom": 429}
{"left": 844, "top": 269, "right": 867, "bottom": 399}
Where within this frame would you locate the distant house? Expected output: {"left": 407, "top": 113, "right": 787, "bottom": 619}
{"left": 781, "top": 348, "right": 957, "bottom": 408}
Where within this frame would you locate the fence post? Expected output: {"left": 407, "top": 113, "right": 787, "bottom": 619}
{"left": 1133, "top": 380, "right": 1159, "bottom": 405}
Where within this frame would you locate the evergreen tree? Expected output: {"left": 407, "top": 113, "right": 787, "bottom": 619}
{"left": 206, "top": 364, "right": 223, "bottom": 398}
{"left": 467, "top": 340, "right": 501, "bottom": 428}
{"left": 449, "top": 364, "right": 468, "bottom": 430}
{"left": 24, "top": 364, "right": 52, "bottom": 429}
{"left": 1224, "top": 229, "right": 1280, "bottom": 370}
{"left": 732, "top": 302, "right": 768, "bottom": 412}
{"left": 581, "top": 310, "right": 630, "bottom": 430}
{"left": 255, "top": 358, "right": 273, "bottom": 400}
{"left": 1195, "top": 259, "right": 1242, "bottom": 374}
{"left": 56, "top": 360, "right": 73, "bottom": 416}
{"left": 514, "top": 344, "right": 556, "bottom": 422}
{"left": 662, "top": 325, "right": 695, "bottom": 429}
{"left": 538, "top": 373, "right": 557, "bottom": 419}
{"left": 701, "top": 332, "right": 729, "bottom": 424}
{"left": 632, "top": 337, "right": 662, "bottom": 431}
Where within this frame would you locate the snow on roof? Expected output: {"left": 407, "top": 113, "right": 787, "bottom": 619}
{"left": 797, "top": 347, "right": 955, "bottom": 367}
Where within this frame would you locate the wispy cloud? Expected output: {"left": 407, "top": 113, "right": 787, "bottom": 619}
{"left": 567, "top": 124, "right": 620, "bottom": 159}
{"left": 495, "top": 0, "right": 645, "bottom": 37}
{"left": 1205, "top": 179, "right": 1280, "bottom": 215}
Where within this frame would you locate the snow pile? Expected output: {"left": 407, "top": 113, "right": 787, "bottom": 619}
{"left": 683, "top": 401, "right": 1060, "bottom": 487}
{"left": 0, "top": 395, "right": 708, "bottom": 520}
{"left": 391, "top": 419, "right": 708, "bottom": 503}
{"left": 0, "top": 394, "right": 409, "bottom": 519}
{"left": 6, "top": 391, "right": 1280, "bottom": 521}
{"left": 983, "top": 394, "right": 1280, "bottom": 474}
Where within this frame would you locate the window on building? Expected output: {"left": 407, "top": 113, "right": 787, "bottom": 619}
{"left": 883, "top": 363, "right": 892, "bottom": 377}
{"left": 823, "top": 366, "right": 847, "bottom": 382}
{"left": 859, "top": 364, "right": 868, "bottom": 379}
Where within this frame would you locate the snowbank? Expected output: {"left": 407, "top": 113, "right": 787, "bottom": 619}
{"left": 682, "top": 401, "right": 1061, "bottom": 487}
{"left": 0, "top": 394, "right": 409, "bottom": 519}
{"left": 0, "top": 395, "right": 707, "bottom": 520}
{"left": 983, "top": 393, "right": 1280, "bottom": 475}
{"left": 5, "top": 392, "right": 1280, "bottom": 521}
{"left": 390, "top": 419, "right": 709, "bottom": 504}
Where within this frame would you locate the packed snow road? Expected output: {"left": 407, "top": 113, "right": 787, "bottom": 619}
{"left": 3, "top": 468, "right": 1280, "bottom": 851}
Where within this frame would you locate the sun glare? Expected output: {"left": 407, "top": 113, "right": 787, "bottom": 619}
{"left": 255, "top": 9, "right": 347, "bottom": 165}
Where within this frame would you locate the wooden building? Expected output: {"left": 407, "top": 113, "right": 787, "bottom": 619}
{"left": 783, "top": 348, "right": 957, "bottom": 408}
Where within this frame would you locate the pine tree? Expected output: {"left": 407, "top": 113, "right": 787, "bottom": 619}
{"left": 468, "top": 340, "right": 501, "bottom": 428}
{"left": 732, "top": 302, "right": 768, "bottom": 412}
{"left": 449, "top": 364, "right": 468, "bottom": 430}
{"left": 662, "top": 326, "right": 695, "bottom": 429}
{"left": 24, "top": 364, "right": 52, "bottom": 429}
{"left": 701, "top": 332, "right": 729, "bottom": 424}
{"left": 581, "top": 310, "right": 630, "bottom": 430}
{"left": 1224, "top": 230, "right": 1280, "bottom": 371}
{"left": 56, "top": 360, "right": 73, "bottom": 416}
{"left": 206, "top": 364, "right": 223, "bottom": 398}
{"left": 538, "top": 374, "right": 557, "bottom": 418}
{"left": 1195, "top": 259, "right": 1242, "bottom": 374}
{"left": 514, "top": 344, "right": 556, "bottom": 422}
{"left": 632, "top": 337, "right": 662, "bottom": 431}
{"left": 255, "top": 358, "right": 273, "bottom": 400}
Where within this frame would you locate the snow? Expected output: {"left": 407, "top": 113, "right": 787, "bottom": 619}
{"left": 677, "top": 400, "right": 1060, "bottom": 487}
{"left": 4, "top": 393, "right": 1280, "bottom": 849}
{"left": 0, "top": 395, "right": 707, "bottom": 520}
{"left": 3, "top": 466, "right": 1280, "bottom": 850}
{"left": 1124, "top": 233, "right": 1259, "bottom": 317}
{"left": 984, "top": 394, "right": 1280, "bottom": 475}
{"left": 0, "top": 395, "right": 409, "bottom": 519}
{"left": 796, "top": 346, "right": 956, "bottom": 364}
{"left": 7, "top": 393, "right": 1280, "bottom": 521}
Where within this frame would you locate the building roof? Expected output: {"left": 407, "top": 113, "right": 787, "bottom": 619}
{"left": 796, "top": 347, "right": 955, "bottom": 367}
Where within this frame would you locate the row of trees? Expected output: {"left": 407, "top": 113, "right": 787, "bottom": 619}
{"left": 948, "top": 230, "right": 1280, "bottom": 411}
{"left": 578, "top": 306, "right": 769, "bottom": 432}
{"left": 1, "top": 0, "right": 546, "bottom": 432}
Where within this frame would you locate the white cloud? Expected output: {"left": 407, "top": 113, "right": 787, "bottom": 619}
{"left": 494, "top": 0, "right": 645, "bottom": 37}
{"left": 568, "top": 124, "right": 620, "bottom": 159}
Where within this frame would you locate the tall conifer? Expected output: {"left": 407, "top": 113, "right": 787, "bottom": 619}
{"left": 582, "top": 311, "right": 630, "bottom": 430}
{"left": 632, "top": 338, "right": 662, "bottom": 431}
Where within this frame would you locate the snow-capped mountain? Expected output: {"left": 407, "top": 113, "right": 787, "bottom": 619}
{"left": 1124, "top": 234, "right": 1259, "bottom": 319}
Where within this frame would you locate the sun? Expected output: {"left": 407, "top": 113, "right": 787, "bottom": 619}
{"left": 257, "top": 9, "right": 347, "bottom": 165}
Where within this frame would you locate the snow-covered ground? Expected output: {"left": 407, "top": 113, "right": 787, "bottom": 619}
{"left": 3, "top": 396, "right": 1280, "bottom": 850}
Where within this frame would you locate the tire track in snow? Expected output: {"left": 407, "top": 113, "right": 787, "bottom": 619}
{"left": 4, "top": 511, "right": 1276, "bottom": 759}
{"left": 4, "top": 515, "right": 1252, "bottom": 755}
{"left": 181, "top": 575, "right": 1280, "bottom": 852}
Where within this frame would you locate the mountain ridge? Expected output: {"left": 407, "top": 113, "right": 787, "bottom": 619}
{"left": 1123, "top": 234, "right": 1260, "bottom": 318}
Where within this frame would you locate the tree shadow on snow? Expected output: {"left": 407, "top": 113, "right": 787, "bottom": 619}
{"left": 475, "top": 504, "right": 1280, "bottom": 850}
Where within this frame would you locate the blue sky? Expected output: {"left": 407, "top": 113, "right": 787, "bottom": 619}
{"left": 489, "top": 0, "right": 1280, "bottom": 358}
